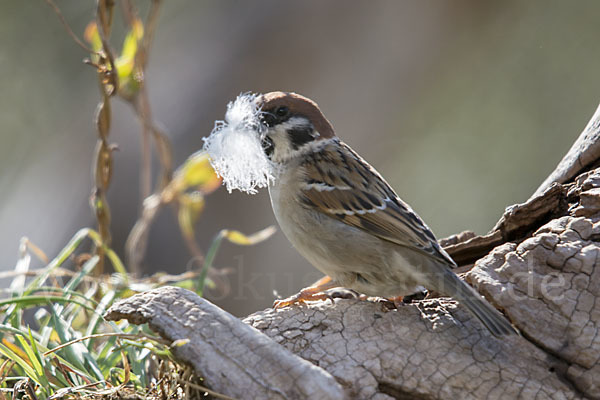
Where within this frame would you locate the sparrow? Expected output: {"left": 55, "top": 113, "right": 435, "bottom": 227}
{"left": 256, "top": 91, "right": 517, "bottom": 337}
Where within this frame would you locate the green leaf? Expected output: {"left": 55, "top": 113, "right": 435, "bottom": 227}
{"left": 49, "top": 307, "right": 99, "bottom": 383}
{"left": 65, "top": 255, "right": 99, "bottom": 292}
{"left": 85, "top": 290, "right": 116, "bottom": 343}
{"left": 84, "top": 22, "right": 102, "bottom": 53}
{"left": 85, "top": 229, "right": 128, "bottom": 281}
{"left": 105, "top": 247, "right": 128, "bottom": 279}
{"left": 25, "top": 228, "right": 93, "bottom": 295}
{"left": 222, "top": 226, "right": 277, "bottom": 246}
{"left": 15, "top": 334, "right": 48, "bottom": 389}
{"left": 115, "top": 18, "right": 144, "bottom": 98}
{"left": 0, "top": 296, "right": 96, "bottom": 313}
{"left": 120, "top": 19, "right": 144, "bottom": 68}
{"left": 177, "top": 192, "right": 205, "bottom": 240}
{"left": 195, "top": 226, "right": 275, "bottom": 295}
{"left": 0, "top": 341, "right": 42, "bottom": 387}
{"left": 177, "top": 151, "right": 221, "bottom": 194}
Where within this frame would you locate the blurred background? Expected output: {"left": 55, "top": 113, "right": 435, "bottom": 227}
{"left": 1, "top": 1, "right": 600, "bottom": 316}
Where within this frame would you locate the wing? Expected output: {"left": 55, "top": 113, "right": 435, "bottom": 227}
{"left": 299, "top": 139, "right": 456, "bottom": 267}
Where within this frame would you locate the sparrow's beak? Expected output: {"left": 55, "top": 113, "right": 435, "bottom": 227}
{"left": 253, "top": 94, "right": 271, "bottom": 129}
{"left": 259, "top": 111, "right": 277, "bottom": 128}
{"left": 253, "top": 96, "right": 274, "bottom": 156}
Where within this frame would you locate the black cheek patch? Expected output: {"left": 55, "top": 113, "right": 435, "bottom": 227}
{"left": 262, "top": 136, "right": 274, "bottom": 158}
{"left": 288, "top": 126, "right": 316, "bottom": 150}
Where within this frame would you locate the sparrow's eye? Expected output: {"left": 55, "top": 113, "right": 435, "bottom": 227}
{"left": 275, "top": 106, "right": 289, "bottom": 118}
{"left": 261, "top": 106, "right": 289, "bottom": 127}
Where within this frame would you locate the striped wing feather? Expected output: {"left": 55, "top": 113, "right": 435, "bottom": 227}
{"left": 299, "top": 140, "right": 455, "bottom": 267}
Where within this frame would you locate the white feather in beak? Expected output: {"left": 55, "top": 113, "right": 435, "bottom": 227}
{"left": 203, "top": 93, "right": 275, "bottom": 194}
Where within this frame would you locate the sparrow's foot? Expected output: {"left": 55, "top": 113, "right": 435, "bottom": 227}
{"left": 273, "top": 276, "right": 340, "bottom": 309}
{"left": 364, "top": 291, "right": 429, "bottom": 310}
{"left": 273, "top": 290, "right": 333, "bottom": 309}
{"left": 369, "top": 296, "right": 402, "bottom": 310}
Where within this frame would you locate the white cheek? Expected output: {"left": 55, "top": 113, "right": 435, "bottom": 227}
{"left": 268, "top": 116, "right": 315, "bottom": 163}
{"left": 269, "top": 126, "right": 294, "bottom": 163}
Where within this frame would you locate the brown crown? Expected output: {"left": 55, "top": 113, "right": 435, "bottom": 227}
{"left": 258, "top": 92, "right": 335, "bottom": 138}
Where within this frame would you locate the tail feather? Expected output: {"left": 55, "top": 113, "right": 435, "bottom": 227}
{"left": 436, "top": 269, "right": 518, "bottom": 337}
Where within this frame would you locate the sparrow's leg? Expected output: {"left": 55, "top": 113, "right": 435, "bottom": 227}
{"left": 273, "top": 276, "right": 340, "bottom": 309}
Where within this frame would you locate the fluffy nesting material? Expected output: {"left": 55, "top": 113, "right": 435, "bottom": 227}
{"left": 203, "top": 93, "right": 274, "bottom": 194}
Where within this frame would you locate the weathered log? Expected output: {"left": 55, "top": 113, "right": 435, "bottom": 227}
{"left": 443, "top": 183, "right": 568, "bottom": 266}
{"left": 106, "top": 104, "right": 600, "bottom": 399}
{"left": 104, "top": 287, "right": 346, "bottom": 400}
{"left": 532, "top": 103, "right": 600, "bottom": 199}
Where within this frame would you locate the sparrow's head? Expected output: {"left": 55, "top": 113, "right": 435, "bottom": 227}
{"left": 257, "top": 92, "right": 335, "bottom": 163}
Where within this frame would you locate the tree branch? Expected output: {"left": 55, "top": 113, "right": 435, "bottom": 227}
{"left": 104, "top": 287, "right": 346, "bottom": 399}
{"left": 532, "top": 103, "right": 600, "bottom": 199}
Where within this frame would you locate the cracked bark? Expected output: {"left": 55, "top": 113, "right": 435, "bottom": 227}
{"left": 105, "top": 105, "right": 600, "bottom": 399}
{"left": 104, "top": 287, "right": 345, "bottom": 400}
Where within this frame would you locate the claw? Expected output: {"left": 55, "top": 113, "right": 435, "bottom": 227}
{"left": 273, "top": 276, "right": 339, "bottom": 309}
